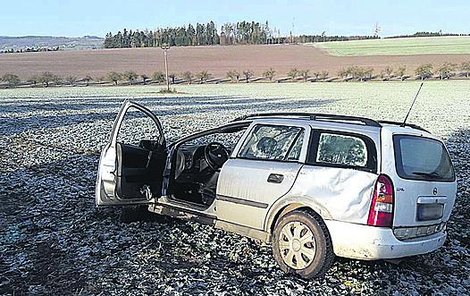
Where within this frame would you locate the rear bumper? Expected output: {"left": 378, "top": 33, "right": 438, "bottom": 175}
{"left": 325, "top": 220, "right": 446, "bottom": 260}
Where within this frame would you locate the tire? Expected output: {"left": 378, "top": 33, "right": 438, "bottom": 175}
{"left": 272, "top": 209, "right": 334, "bottom": 279}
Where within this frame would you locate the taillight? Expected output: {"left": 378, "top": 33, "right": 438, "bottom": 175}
{"left": 367, "top": 174, "right": 394, "bottom": 227}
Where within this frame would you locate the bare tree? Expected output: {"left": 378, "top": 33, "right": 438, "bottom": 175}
{"left": 415, "top": 64, "right": 433, "bottom": 80}
{"left": 287, "top": 68, "right": 299, "bottom": 81}
{"left": 320, "top": 71, "right": 329, "bottom": 80}
{"left": 437, "top": 62, "right": 456, "bottom": 80}
{"left": 394, "top": 66, "right": 407, "bottom": 81}
{"left": 107, "top": 72, "right": 122, "bottom": 85}
{"left": 311, "top": 72, "right": 320, "bottom": 81}
{"left": 262, "top": 68, "right": 276, "bottom": 82}
{"left": 226, "top": 70, "right": 240, "bottom": 82}
{"left": 123, "top": 71, "right": 138, "bottom": 84}
{"left": 461, "top": 61, "right": 470, "bottom": 77}
{"left": 39, "top": 72, "right": 60, "bottom": 87}
{"left": 65, "top": 75, "right": 77, "bottom": 86}
{"left": 182, "top": 71, "right": 194, "bottom": 84}
{"left": 1, "top": 73, "right": 20, "bottom": 88}
{"left": 152, "top": 71, "right": 165, "bottom": 83}
{"left": 299, "top": 69, "right": 310, "bottom": 82}
{"left": 337, "top": 68, "right": 349, "bottom": 80}
{"left": 381, "top": 66, "right": 393, "bottom": 80}
{"left": 196, "top": 70, "right": 211, "bottom": 83}
{"left": 242, "top": 70, "right": 254, "bottom": 83}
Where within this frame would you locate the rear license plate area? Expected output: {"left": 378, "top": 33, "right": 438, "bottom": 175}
{"left": 417, "top": 204, "right": 444, "bottom": 221}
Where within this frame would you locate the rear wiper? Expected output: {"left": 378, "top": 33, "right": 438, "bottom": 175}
{"left": 412, "top": 171, "right": 440, "bottom": 179}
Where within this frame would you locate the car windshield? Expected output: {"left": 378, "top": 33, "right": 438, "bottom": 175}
{"left": 393, "top": 135, "right": 455, "bottom": 182}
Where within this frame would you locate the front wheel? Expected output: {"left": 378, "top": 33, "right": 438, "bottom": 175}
{"left": 272, "top": 209, "right": 334, "bottom": 278}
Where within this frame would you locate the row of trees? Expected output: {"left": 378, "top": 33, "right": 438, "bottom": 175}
{"left": 0, "top": 72, "right": 94, "bottom": 88}
{"left": 337, "top": 62, "right": 470, "bottom": 81}
{"left": 0, "top": 47, "right": 60, "bottom": 54}
{"left": 414, "top": 62, "right": 470, "bottom": 80}
{"left": 2, "top": 62, "right": 470, "bottom": 88}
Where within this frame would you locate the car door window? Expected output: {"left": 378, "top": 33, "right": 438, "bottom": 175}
{"left": 316, "top": 133, "right": 368, "bottom": 167}
{"left": 238, "top": 125, "right": 304, "bottom": 161}
{"left": 117, "top": 107, "right": 161, "bottom": 146}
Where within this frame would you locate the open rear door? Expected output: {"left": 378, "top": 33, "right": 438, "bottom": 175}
{"left": 95, "top": 100, "right": 167, "bottom": 206}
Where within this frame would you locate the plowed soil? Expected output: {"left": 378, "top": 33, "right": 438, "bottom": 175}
{"left": 1, "top": 44, "right": 469, "bottom": 79}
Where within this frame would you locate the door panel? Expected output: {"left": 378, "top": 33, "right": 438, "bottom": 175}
{"left": 95, "top": 100, "right": 166, "bottom": 206}
{"left": 216, "top": 159, "right": 302, "bottom": 229}
{"left": 116, "top": 142, "right": 166, "bottom": 199}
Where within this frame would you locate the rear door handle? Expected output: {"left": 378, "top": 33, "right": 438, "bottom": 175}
{"left": 267, "top": 173, "right": 284, "bottom": 184}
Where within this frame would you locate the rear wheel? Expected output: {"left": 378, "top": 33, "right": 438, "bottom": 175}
{"left": 272, "top": 209, "right": 334, "bottom": 278}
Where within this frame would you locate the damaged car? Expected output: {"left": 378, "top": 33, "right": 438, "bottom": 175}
{"left": 96, "top": 100, "right": 457, "bottom": 278}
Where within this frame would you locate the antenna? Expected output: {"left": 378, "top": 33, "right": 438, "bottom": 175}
{"left": 401, "top": 82, "right": 424, "bottom": 127}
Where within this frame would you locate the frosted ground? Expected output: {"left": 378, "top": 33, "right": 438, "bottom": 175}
{"left": 0, "top": 81, "right": 469, "bottom": 295}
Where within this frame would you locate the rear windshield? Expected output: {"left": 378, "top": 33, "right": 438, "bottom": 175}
{"left": 393, "top": 135, "right": 455, "bottom": 182}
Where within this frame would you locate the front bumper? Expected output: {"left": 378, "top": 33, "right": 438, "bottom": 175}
{"left": 325, "top": 220, "right": 447, "bottom": 260}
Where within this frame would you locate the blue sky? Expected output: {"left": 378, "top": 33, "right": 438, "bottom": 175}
{"left": 0, "top": 0, "right": 468, "bottom": 37}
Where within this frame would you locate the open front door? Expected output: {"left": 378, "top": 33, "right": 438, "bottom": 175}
{"left": 95, "top": 100, "right": 167, "bottom": 206}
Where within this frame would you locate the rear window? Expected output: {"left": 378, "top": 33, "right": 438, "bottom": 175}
{"left": 393, "top": 135, "right": 455, "bottom": 182}
{"left": 307, "top": 130, "right": 377, "bottom": 172}
{"left": 317, "top": 133, "right": 368, "bottom": 167}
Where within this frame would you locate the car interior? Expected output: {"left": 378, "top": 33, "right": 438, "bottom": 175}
{"left": 169, "top": 125, "right": 249, "bottom": 207}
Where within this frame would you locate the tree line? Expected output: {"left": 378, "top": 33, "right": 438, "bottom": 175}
{"left": 0, "top": 47, "right": 60, "bottom": 54}
{"left": 104, "top": 21, "right": 219, "bottom": 48}
{"left": 2, "top": 62, "right": 470, "bottom": 88}
{"left": 103, "top": 20, "right": 380, "bottom": 48}
{"left": 386, "top": 31, "right": 469, "bottom": 39}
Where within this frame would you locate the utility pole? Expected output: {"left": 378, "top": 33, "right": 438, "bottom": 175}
{"left": 374, "top": 22, "right": 381, "bottom": 38}
{"left": 161, "top": 43, "right": 170, "bottom": 91}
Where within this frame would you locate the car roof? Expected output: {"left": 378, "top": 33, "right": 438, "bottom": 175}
{"left": 234, "top": 112, "right": 430, "bottom": 134}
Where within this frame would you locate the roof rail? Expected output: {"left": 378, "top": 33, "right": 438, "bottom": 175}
{"left": 233, "top": 112, "right": 382, "bottom": 127}
{"left": 378, "top": 120, "right": 429, "bottom": 132}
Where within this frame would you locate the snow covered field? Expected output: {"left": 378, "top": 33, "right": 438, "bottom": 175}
{"left": 1, "top": 82, "right": 469, "bottom": 295}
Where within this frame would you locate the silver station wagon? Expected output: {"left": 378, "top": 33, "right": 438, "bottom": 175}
{"left": 96, "top": 100, "right": 457, "bottom": 278}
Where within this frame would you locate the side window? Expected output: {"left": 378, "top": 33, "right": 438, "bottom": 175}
{"left": 117, "top": 107, "right": 161, "bottom": 146}
{"left": 238, "top": 125, "right": 304, "bottom": 161}
{"left": 315, "top": 133, "right": 370, "bottom": 168}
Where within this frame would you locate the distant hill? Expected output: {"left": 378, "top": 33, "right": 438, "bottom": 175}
{"left": 0, "top": 36, "right": 104, "bottom": 51}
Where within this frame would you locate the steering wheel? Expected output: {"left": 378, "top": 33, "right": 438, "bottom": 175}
{"left": 204, "top": 142, "right": 229, "bottom": 171}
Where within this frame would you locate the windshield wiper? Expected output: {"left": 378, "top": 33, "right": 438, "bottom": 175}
{"left": 412, "top": 171, "right": 441, "bottom": 179}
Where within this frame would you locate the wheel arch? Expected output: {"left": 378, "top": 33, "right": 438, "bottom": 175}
{"left": 264, "top": 197, "right": 333, "bottom": 240}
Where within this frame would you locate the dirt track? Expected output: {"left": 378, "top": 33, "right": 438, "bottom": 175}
{"left": 1, "top": 45, "right": 469, "bottom": 79}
